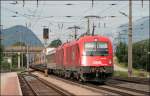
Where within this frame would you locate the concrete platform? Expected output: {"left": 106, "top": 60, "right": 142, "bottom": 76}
{"left": 0, "top": 72, "right": 22, "bottom": 96}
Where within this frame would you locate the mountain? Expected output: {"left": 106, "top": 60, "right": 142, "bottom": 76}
{"left": 1, "top": 25, "right": 44, "bottom": 47}
{"left": 117, "top": 16, "right": 149, "bottom": 43}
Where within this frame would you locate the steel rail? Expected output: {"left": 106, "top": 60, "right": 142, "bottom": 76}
{"left": 111, "top": 76, "right": 150, "bottom": 85}
{"left": 105, "top": 83, "right": 150, "bottom": 95}
{"left": 43, "top": 74, "right": 147, "bottom": 96}
{"left": 20, "top": 74, "right": 38, "bottom": 96}
{"left": 24, "top": 73, "right": 75, "bottom": 96}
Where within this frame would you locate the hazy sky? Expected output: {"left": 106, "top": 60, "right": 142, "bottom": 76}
{"left": 1, "top": 1, "right": 149, "bottom": 44}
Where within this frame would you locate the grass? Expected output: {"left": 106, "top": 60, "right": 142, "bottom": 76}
{"left": 132, "top": 68, "right": 150, "bottom": 78}
{"left": 113, "top": 57, "right": 150, "bottom": 78}
{"left": 113, "top": 71, "right": 128, "bottom": 77}
{"left": 114, "top": 70, "right": 150, "bottom": 78}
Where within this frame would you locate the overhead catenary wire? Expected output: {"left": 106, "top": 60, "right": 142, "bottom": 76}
{"left": 31, "top": 1, "right": 46, "bottom": 28}
{"left": 2, "top": 1, "right": 149, "bottom": 5}
{"left": 1, "top": 1, "right": 149, "bottom": 43}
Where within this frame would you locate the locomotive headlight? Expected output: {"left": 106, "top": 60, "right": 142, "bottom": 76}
{"left": 83, "top": 51, "right": 86, "bottom": 55}
{"left": 94, "top": 38, "right": 98, "bottom": 41}
{"left": 82, "top": 56, "right": 87, "bottom": 66}
{"left": 109, "top": 60, "right": 112, "bottom": 64}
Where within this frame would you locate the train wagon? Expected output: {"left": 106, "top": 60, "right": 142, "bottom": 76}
{"left": 47, "top": 35, "right": 113, "bottom": 83}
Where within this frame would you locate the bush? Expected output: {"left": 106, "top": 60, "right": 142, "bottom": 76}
{"left": 115, "top": 39, "right": 150, "bottom": 72}
{"left": 115, "top": 42, "right": 128, "bottom": 63}
{"left": 49, "top": 39, "right": 62, "bottom": 48}
{"left": 0, "top": 61, "right": 11, "bottom": 72}
{"left": 132, "top": 39, "right": 149, "bottom": 71}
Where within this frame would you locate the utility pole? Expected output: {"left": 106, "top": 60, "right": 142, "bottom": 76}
{"left": 25, "top": 23, "right": 29, "bottom": 71}
{"left": 128, "top": 0, "right": 133, "bottom": 77}
{"left": 92, "top": 23, "right": 96, "bottom": 36}
{"left": 43, "top": 26, "right": 49, "bottom": 77}
{"left": 85, "top": 15, "right": 99, "bottom": 35}
{"left": 68, "top": 25, "right": 80, "bottom": 39}
{"left": 26, "top": 44, "right": 29, "bottom": 70}
{"left": 0, "top": 25, "right": 3, "bottom": 40}
{"left": 87, "top": 18, "right": 90, "bottom": 35}
{"left": 19, "top": 28, "right": 23, "bottom": 69}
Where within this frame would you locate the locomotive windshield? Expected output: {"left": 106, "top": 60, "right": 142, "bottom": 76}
{"left": 84, "top": 42, "right": 108, "bottom": 56}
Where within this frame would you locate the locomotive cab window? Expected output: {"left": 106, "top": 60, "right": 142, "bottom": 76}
{"left": 84, "top": 42, "right": 108, "bottom": 56}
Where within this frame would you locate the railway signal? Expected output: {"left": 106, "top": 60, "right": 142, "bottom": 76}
{"left": 43, "top": 26, "right": 49, "bottom": 76}
{"left": 43, "top": 28, "right": 49, "bottom": 40}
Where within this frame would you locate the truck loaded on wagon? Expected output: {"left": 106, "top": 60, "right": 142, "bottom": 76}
{"left": 46, "top": 35, "right": 113, "bottom": 83}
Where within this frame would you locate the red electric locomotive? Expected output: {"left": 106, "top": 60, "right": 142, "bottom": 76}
{"left": 48, "top": 35, "right": 113, "bottom": 82}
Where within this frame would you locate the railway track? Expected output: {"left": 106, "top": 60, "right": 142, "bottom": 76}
{"left": 32, "top": 71, "right": 149, "bottom": 96}
{"left": 31, "top": 72, "right": 118, "bottom": 95}
{"left": 106, "top": 79, "right": 150, "bottom": 95}
{"left": 19, "top": 73, "right": 74, "bottom": 96}
{"left": 105, "top": 83, "right": 150, "bottom": 95}
{"left": 18, "top": 74, "right": 35, "bottom": 96}
{"left": 29, "top": 67, "right": 149, "bottom": 96}
{"left": 111, "top": 76, "right": 150, "bottom": 85}
{"left": 91, "top": 83, "right": 149, "bottom": 96}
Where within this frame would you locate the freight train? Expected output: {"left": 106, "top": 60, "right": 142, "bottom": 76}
{"left": 32, "top": 35, "right": 113, "bottom": 83}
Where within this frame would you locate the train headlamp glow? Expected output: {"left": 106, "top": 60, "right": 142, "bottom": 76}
{"left": 83, "top": 51, "right": 86, "bottom": 55}
{"left": 109, "top": 60, "right": 112, "bottom": 64}
{"left": 94, "top": 38, "right": 98, "bottom": 41}
{"left": 82, "top": 56, "right": 87, "bottom": 66}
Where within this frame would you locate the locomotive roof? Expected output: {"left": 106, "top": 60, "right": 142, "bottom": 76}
{"left": 56, "top": 35, "right": 110, "bottom": 50}
{"left": 78, "top": 35, "right": 110, "bottom": 41}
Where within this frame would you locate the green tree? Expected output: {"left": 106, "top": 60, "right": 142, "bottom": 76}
{"left": 11, "top": 54, "right": 18, "bottom": 68}
{"left": 115, "top": 42, "right": 128, "bottom": 63}
{"left": 11, "top": 42, "right": 27, "bottom": 69}
{"left": 0, "top": 44, "right": 4, "bottom": 71}
{"left": 133, "top": 39, "right": 149, "bottom": 71}
{"left": 0, "top": 44, "right": 12, "bottom": 72}
{"left": 49, "top": 39, "right": 62, "bottom": 48}
{"left": 0, "top": 44, "right": 4, "bottom": 64}
{"left": 115, "top": 39, "right": 150, "bottom": 72}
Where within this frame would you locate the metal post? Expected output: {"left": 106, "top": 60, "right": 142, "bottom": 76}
{"left": 27, "top": 45, "right": 29, "bottom": 70}
{"left": 85, "top": 15, "right": 99, "bottom": 35}
{"left": 25, "top": 23, "right": 29, "bottom": 71}
{"left": 8, "top": 57, "right": 12, "bottom": 72}
{"left": 74, "top": 26, "right": 77, "bottom": 39}
{"left": 44, "top": 39, "right": 48, "bottom": 77}
{"left": 0, "top": 25, "right": 3, "bottom": 40}
{"left": 87, "top": 18, "right": 90, "bottom": 35}
{"left": 128, "top": 0, "right": 132, "bottom": 77}
{"left": 92, "top": 22, "right": 96, "bottom": 36}
{"left": 68, "top": 26, "right": 80, "bottom": 40}
{"left": 21, "top": 52, "right": 23, "bottom": 68}
{"left": 18, "top": 52, "right": 20, "bottom": 69}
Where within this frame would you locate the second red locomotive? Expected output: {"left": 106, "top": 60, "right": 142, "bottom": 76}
{"left": 47, "top": 35, "right": 113, "bottom": 83}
